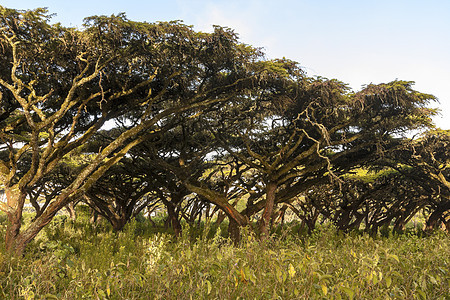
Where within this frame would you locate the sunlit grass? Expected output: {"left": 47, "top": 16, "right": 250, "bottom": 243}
{"left": 0, "top": 214, "right": 449, "bottom": 299}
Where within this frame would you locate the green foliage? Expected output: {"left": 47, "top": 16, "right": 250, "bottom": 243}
{"left": 0, "top": 216, "right": 448, "bottom": 299}
{"left": 1, "top": 5, "right": 445, "bottom": 258}
{"left": 343, "top": 168, "right": 398, "bottom": 183}
{"left": 0, "top": 11, "right": 448, "bottom": 300}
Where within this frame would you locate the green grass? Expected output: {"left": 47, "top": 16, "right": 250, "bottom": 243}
{"left": 0, "top": 215, "right": 449, "bottom": 299}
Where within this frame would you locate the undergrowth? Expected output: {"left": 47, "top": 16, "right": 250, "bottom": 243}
{"left": 0, "top": 215, "right": 449, "bottom": 299}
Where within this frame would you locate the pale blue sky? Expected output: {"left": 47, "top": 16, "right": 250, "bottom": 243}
{"left": 3, "top": 0, "right": 450, "bottom": 129}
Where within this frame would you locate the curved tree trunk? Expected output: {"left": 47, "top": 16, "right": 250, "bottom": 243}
{"left": 183, "top": 182, "right": 248, "bottom": 244}
{"left": 425, "top": 201, "right": 450, "bottom": 232}
{"left": 6, "top": 202, "right": 64, "bottom": 256}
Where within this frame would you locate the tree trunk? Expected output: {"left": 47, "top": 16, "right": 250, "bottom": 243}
{"left": 336, "top": 208, "right": 353, "bottom": 231}
{"left": 165, "top": 200, "right": 182, "bottom": 238}
{"left": 214, "top": 211, "right": 226, "bottom": 227}
{"left": 306, "top": 208, "right": 319, "bottom": 234}
{"left": 66, "top": 202, "right": 77, "bottom": 221}
{"left": 90, "top": 209, "right": 99, "bottom": 225}
{"left": 3, "top": 179, "right": 89, "bottom": 256}
{"left": 393, "top": 216, "right": 407, "bottom": 233}
{"left": 425, "top": 201, "right": 450, "bottom": 232}
{"left": 148, "top": 214, "right": 157, "bottom": 227}
{"left": 228, "top": 218, "right": 241, "bottom": 245}
{"left": 5, "top": 219, "right": 23, "bottom": 255}
{"left": 258, "top": 182, "right": 277, "bottom": 239}
{"left": 183, "top": 182, "right": 248, "bottom": 243}
{"left": 347, "top": 213, "right": 364, "bottom": 231}
{"left": 110, "top": 216, "right": 128, "bottom": 231}
{"left": 6, "top": 203, "right": 63, "bottom": 256}
{"left": 273, "top": 205, "right": 288, "bottom": 227}
{"left": 444, "top": 217, "right": 450, "bottom": 232}
{"left": 4, "top": 186, "right": 27, "bottom": 255}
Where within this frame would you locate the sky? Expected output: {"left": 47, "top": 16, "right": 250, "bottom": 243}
{"left": 2, "top": 0, "right": 450, "bottom": 129}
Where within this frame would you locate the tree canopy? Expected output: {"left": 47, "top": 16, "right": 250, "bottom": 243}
{"left": 0, "top": 6, "right": 447, "bottom": 255}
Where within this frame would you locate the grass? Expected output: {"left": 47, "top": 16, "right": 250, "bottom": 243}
{"left": 0, "top": 213, "right": 449, "bottom": 299}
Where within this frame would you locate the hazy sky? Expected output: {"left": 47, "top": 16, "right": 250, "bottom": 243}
{"left": 3, "top": 0, "right": 450, "bottom": 129}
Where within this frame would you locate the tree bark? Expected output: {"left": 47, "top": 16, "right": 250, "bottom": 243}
{"left": 228, "top": 218, "right": 241, "bottom": 245}
{"left": 272, "top": 205, "right": 288, "bottom": 227}
{"left": 214, "top": 211, "right": 226, "bottom": 227}
{"left": 444, "top": 218, "right": 450, "bottom": 232}
{"left": 66, "top": 202, "right": 77, "bottom": 221}
{"left": 183, "top": 182, "right": 248, "bottom": 232}
{"left": 4, "top": 187, "right": 26, "bottom": 255}
{"left": 425, "top": 201, "right": 450, "bottom": 232}
{"left": 6, "top": 198, "right": 64, "bottom": 256}
{"left": 258, "top": 182, "right": 277, "bottom": 239}
{"left": 109, "top": 216, "right": 128, "bottom": 231}
{"left": 164, "top": 199, "right": 182, "bottom": 238}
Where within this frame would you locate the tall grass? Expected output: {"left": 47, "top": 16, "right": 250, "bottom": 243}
{"left": 0, "top": 215, "right": 449, "bottom": 299}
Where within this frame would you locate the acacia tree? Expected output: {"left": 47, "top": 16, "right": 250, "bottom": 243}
{"left": 0, "top": 7, "right": 262, "bottom": 255}
{"left": 82, "top": 158, "right": 157, "bottom": 231}
{"left": 379, "top": 130, "right": 450, "bottom": 231}
{"left": 131, "top": 109, "right": 250, "bottom": 238}
{"left": 82, "top": 128, "right": 191, "bottom": 235}
{"left": 213, "top": 58, "right": 437, "bottom": 238}
{"left": 62, "top": 128, "right": 161, "bottom": 231}
{"left": 305, "top": 172, "right": 431, "bottom": 234}
{"left": 310, "top": 130, "right": 449, "bottom": 234}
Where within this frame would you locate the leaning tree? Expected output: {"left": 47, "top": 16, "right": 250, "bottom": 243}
{"left": 212, "top": 61, "right": 437, "bottom": 238}
{"left": 0, "top": 6, "right": 262, "bottom": 255}
{"left": 378, "top": 130, "right": 450, "bottom": 231}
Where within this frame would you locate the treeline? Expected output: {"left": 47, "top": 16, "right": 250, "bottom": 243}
{"left": 0, "top": 6, "right": 449, "bottom": 255}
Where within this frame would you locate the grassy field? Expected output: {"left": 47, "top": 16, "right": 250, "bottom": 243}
{"left": 0, "top": 214, "right": 449, "bottom": 299}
